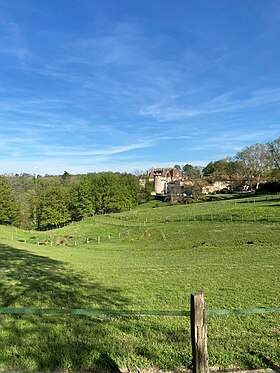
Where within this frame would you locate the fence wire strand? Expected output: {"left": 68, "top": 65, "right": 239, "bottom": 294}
{"left": 0, "top": 307, "right": 279, "bottom": 317}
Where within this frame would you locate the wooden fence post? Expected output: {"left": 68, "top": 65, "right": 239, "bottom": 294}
{"left": 190, "top": 293, "right": 209, "bottom": 373}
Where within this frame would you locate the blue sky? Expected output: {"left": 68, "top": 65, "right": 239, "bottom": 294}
{"left": 0, "top": 0, "right": 280, "bottom": 175}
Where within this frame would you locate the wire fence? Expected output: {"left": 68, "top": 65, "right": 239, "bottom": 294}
{"left": 107, "top": 213, "right": 280, "bottom": 225}
{"left": 1, "top": 298, "right": 279, "bottom": 373}
{"left": 162, "top": 213, "right": 280, "bottom": 223}
{"left": 0, "top": 306, "right": 279, "bottom": 317}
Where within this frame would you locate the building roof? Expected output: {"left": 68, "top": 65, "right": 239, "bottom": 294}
{"left": 148, "top": 167, "right": 183, "bottom": 180}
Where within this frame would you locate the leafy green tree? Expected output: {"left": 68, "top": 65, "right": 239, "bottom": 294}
{"left": 225, "top": 159, "right": 244, "bottom": 177}
{"left": 202, "top": 162, "right": 216, "bottom": 176}
{"left": 86, "top": 172, "right": 137, "bottom": 214}
{"left": 203, "top": 160, "right": 227, "bottom": 177}
{"left": 0, "top": 176, "right": 19, "bottom": 225}
{"left": 68, "top": 176, "right": 94, "bottom": 220}
{"left": 36, "top": 186, "right": 71, "bottom": 229}
{"left": 8, "top": 174, "right": 37, "bottom": 228}
{"left": 183, "top": 164, "right": 200, "bottom": 179}
{"left": 213, "top": 159, "right": 229, "bottom": 175}
{"left": 138, "top": 176, "right": 154, "bottom": 202}
{"left": 203, "top": 159, "right": 243, "bottom": 178}
{"left": 173, "top": 164, "right": 182, "bottom": 171}
{"left": 119, "top": 173, "right": 141, "bottom": 205}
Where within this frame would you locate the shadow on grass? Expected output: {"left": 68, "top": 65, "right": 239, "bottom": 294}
{"left": 0, "top": 243, "right": 127, "bottom": 372}
{"left": 248, "top": 352, "right": 280, "bottom": 372}
{"left": 0, "top": 243, "right": 190, "bottom": 372}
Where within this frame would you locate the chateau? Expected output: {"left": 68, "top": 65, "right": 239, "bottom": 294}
{"left": 140, "top": 167, "right": 230, "bottom": 197}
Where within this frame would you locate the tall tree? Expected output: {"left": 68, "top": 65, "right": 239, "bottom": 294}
{"left": 203, "top": 159, "right": 243, "bottom": 178}
{"left": 236, "top": 143, "right": 270, "bottom": 189}
{"left": 202, "top": 162, "right": 215, "bottom": 176}
{"left": 183, "top": 164, "right": 201, "bottom": 179}
{"left": 173, "top": 164, "right": 182, "bottom": 171}
{"left": 36, "top": 186, "right": 71, "bottom": 229}
{"left": 0, "top": 176, "right": 19, "bottom": 225}
{"left": 225, "top": 159, "right": 244, "bottom": 178}
{"left": 267, "top": 137, "right": 280, "bottom": 170}
{"left": 68, "top": 176, "right": 94, "bottom": 220}
{"left": 119, "top": 173, "right": 141, "bottom": 205}
{"left": 87, "top": 172, "right": 137, "bottom": 214}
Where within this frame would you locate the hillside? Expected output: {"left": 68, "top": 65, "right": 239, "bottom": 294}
{"left": 0, "top": 194, "right": 279, "bottom": 372}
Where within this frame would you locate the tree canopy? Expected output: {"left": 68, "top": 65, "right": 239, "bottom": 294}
{"left": 0, "top": 176, "right": 19, "bottom": 225}
{"left": 267, "top": 137, "right": 280, "bottom": 170}
{"left": 235, "top": 143, "right": 270, "bottom": 189}
{"left": 183, "top": 164, "right": 201, "bottom": 179}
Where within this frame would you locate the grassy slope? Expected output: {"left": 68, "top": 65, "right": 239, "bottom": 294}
{"left": 0, "top": 194, "right": 279, "bottom": 371}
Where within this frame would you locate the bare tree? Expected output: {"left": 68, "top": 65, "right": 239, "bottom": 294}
{"left": 267, "top": 137, "right": 280, "bottom": 170}
{"left": 236, "top": 143, "right": 270, "bottom": 190}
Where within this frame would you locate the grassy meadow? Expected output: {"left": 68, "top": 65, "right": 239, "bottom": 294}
{"left": 0, "top": 194, "right": 279, "bottom": 372}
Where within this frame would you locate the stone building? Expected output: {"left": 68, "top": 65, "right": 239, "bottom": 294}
{"left": 148, "top": 168, "right": 183, "bottom": 195}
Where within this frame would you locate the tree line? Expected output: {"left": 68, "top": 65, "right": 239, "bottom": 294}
{"left": 177, "top": 136, "right": 280, "bottom": 190}
{"left": 0, "top": 172, "right": 150, "bottom": 230}
{"left": 0, "top": 137, "right": 279, "bottom": 229}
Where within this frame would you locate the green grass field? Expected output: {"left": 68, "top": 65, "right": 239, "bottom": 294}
{"left": 0, "top": 194, "right": 279, "bottom": 372}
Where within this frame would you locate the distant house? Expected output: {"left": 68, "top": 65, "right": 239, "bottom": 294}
{"left": 202, "top": 181, "right": 230, "bottom": 194}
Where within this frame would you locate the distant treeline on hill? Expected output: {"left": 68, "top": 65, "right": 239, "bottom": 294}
{"left": 177, "top": 136, "right": 280, "bottom": 184}
{"left": 0, "top": 137, "right": 279, "bottom": 230}
{"left": 0, "top": 172, "right": 152, "bottom": 230}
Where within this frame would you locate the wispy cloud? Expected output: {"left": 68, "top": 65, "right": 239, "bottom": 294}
{"left": 139, "top": 88, "right": 280, "bottom": 121}
{"left": 0, "top": 3, "right": 280, "bottom": 175}
{"left": 184, "top": 128, "right": 280, "bottom": 160}
{"left": 0, "top": 20, "right": 30, "bottom": 61}
{"left": 40, "top": 141, "right": 153, "bottom": 157}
